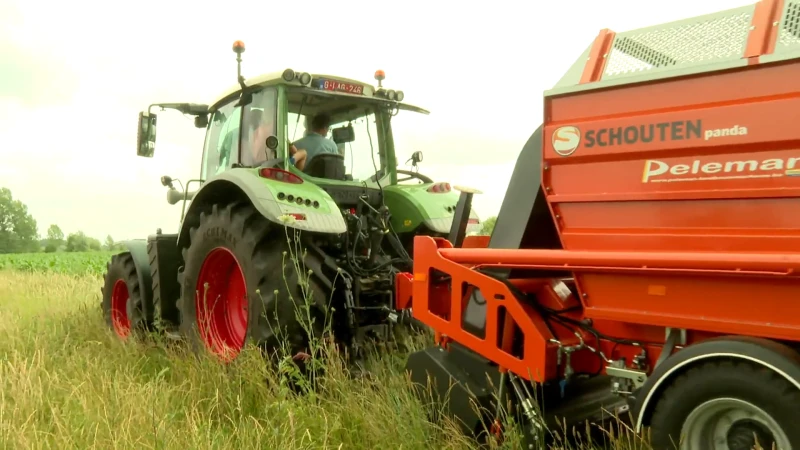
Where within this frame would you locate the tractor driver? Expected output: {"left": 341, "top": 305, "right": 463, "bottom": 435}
{"left": 292, "top": 112, "right": 339, "bottom": 166}
{"left": 286, "top": 141, "right": 307, "bottom": 171}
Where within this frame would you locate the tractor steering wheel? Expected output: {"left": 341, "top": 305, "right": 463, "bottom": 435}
{"left": 397, "top": 169, "right": 434, "bottom": 184}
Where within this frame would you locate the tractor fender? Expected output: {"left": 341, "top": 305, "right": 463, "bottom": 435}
{"left": 120, "top": 239, "right": 155, "bottom": 323}
{"left": 177, "top": 169, "right": 346, "bottom": 252}
{"left": 383, "top": 185, "right": 480, "bottom": 234}
{"left": 633, "top": 335, "right": 800, "bottom": 433}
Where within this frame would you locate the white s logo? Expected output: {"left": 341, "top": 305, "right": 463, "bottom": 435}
{"left": 552, "top": 126, "right": 581, "bottom": 156}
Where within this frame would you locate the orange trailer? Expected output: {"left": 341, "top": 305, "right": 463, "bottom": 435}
{"left": 399, "top": 1, "right": 800, "bottom": 449}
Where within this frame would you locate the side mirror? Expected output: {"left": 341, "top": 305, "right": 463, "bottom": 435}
{"left": 167, "top": 187, "right": 197, "bottom": 205}
{"left": 137, "top": 112, "right": 157, "bottom": 157}
{"left": 266, "top": 135, "right": 279, "bottom": 150}
{"left": 194, "top": 114, "right": 209, "bottom": 128}
{"left": 332, "top": 124, "right": 355, "bottom": 144}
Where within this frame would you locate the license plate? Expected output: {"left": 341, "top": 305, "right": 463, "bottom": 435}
{"left": 316, "top": 78, "right": 364, "bottom": 95}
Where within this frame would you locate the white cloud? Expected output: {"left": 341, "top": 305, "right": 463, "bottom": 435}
{"left": 0, "top": 0, "right": 754, "bottom": 240}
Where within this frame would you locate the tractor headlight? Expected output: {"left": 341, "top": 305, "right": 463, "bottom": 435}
{"left": 298, "top": 72, "right": 312, "bottom": 85}
{"left": 282, "top": 68, "right": 296, "bottom": 82}
{"left": 395, "top": 90, "right": 404, "bottom": 102}
{"left": 387, "top": 89, "right": 397, "bottom": 101}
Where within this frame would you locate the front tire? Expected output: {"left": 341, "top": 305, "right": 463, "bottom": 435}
{"left": 101, "top": 253, "right": 149, "bottom": 339}
{"left": 177, "top": 202, "right": 327, "bottom": 374}
{"left": 649, "top": 360, "right": 800, "bottom": 450}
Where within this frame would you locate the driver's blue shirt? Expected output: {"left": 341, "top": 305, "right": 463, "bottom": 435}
{"left": 293, "top": 132, "right": 339, "bottom": 163}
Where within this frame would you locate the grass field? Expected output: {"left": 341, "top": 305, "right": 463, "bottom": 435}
{"left": 0, "top": 253, "right": 651, "bottom": 450}
{"left": 0, "top": 251, "right": 114, "bottom": 276}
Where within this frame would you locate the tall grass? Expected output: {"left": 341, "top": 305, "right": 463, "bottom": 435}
{"left": 0, "top": 266, "right": 648, "bottom": 450}
{"left": 0, "top": 270, "right": 470, "bottom": 449}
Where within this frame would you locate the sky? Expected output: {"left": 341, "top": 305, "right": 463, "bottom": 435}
{"left": 0, "top": 0, "right": 753, "bottom": 241}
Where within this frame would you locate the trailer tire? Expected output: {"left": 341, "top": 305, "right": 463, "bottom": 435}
{"left": 649, "top": 359, "right": 800, "bottom": 450}
{"left": 101, "top": 252, "right": 150, "bottom": 340}
{"left": 177, "top": 202, "right": 327, "bottom": 379}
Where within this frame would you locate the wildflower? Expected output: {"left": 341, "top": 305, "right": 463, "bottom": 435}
{"left": 278, "top": 214, "right": 297, "bottom": 224}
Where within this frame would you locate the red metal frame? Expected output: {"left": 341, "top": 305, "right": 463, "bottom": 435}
{"left": 407, "top": 234, "right": 800, "bottom": 382}
{"left": 410, "top": 236, "right": 555, "bottom": 382}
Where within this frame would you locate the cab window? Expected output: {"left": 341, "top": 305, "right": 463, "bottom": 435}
{"left": 201, "top": 98, "right": 240, "bottom": 178}
{"left": 240, "top": 88, "right": 278, "bottom": 167}
{"left": 288, "top": 112, "right": 307, "bottom": 143}
{"left": 330, "top": 110, "right": 382, "bottom": 181}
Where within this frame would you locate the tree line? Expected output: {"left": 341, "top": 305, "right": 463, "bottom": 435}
{"left": 0, "top": 187, "right": 126, "bottom": 254}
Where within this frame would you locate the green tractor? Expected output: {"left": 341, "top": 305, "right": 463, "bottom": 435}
{"left": 101, "top": 40, "right": 481, "bottom": 367}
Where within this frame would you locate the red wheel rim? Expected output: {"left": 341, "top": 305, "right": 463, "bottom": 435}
{"left": 195, "top": 247, "right": 248, "bottom": 360}
{"left": 111, "top": 279, "right": 131, "bottom": 339}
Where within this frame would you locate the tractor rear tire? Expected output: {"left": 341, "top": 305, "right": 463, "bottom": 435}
{"left": 101, "top": 252, "right": 150, "bottom": 339}
{"left": 177, "top": 202, "right": 327, "bottom": 377}
{"left": 649, "top": 359, "right": 800, "bottom": 450}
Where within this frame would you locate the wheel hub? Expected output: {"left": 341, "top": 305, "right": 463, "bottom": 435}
{"left": 681, "top": 398, "right": 790, "bottom": 450}
{"left": 110, "top": 279, "right": 131, "bottom": 339}
{"left": 726, "top": 420, "right": 774, "bottom": 450}
{"left": 195, "top": 247, "right": 248, "bottom": 360}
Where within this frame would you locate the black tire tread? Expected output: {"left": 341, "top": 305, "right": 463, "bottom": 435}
{"left": 176, "top": 201, "right": 328, "bottom": 370}
{"left": 100, "top": 252, "right": 149, "bottom": 335}
{"left": 147, "top": 240, "right": 162, "bottom": 324}
{"left": 650, "top": 358, "right": 800, "bottom": 450}
{"left": 147, "top": 239, "right": 179, "bottom": 328}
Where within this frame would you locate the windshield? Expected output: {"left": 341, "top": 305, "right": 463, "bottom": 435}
{"left": 340, "top": 112, "right": 381, "bottom": 181}
{"left": 288, "top": 94, "right": 388, "bottom": 182}
{"left": 289, "top": 110, "right": 382, "bottom": 182}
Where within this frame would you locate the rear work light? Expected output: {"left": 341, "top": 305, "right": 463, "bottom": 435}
{"left": 259, "top": 168, "right": 303, "bottom": 184}
{"left": 427, "top": 182, "right": 451, "bottom": 193}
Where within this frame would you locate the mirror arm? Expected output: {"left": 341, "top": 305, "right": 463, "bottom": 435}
{"left": 148, "top": 103, "right": 209, "bottom": 116}
{"left": 180, "top": 179, "right": 204, "bottom": 222}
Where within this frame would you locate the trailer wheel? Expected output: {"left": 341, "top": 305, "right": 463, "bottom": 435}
{"left": 649, "top": 359, "right": 800, "bottom": 450}
{"left": 101, "top": 253, "right": 148, "bottom": 339}
{"left": 177, "top": 202, "right": 327, "bottom": 374}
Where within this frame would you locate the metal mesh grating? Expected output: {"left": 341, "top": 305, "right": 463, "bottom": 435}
{"left": 603, "top": 9, "right": 753, "bottom": 78}
{"left": 778, "top": 2, "right": 800, "bottom": 47}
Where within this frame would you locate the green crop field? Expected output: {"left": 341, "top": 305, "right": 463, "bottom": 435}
{"left": 0, "top": 253, "right": 651, "bottom": 450}
{"left": 0, "top": 251, "right": 116, "bottom": 276}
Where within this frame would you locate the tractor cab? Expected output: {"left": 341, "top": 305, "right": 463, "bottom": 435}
{"left": 136, "top": 45, "right": 435, "bottom": 191}
{"left": 134, "top": 40, "right": 480, "bottom": 236}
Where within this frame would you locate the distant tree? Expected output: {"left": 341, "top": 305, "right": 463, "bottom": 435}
{"left": 47, "top": 224, "right": 64, "bottom": 242}
{"left": 65, "top": 231, "right": 102, "bottom": 252}
{"left": 44, "top": 224, "right": 65, "bottom": 252}
{"left": 104, "top": 235, "right": 127, "bottom": 251}
{"left": 0, "top": 187, "right": 40, "bottom": 254}
{"left": 478, "top": 216, "right": 497, "bottom": 236}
